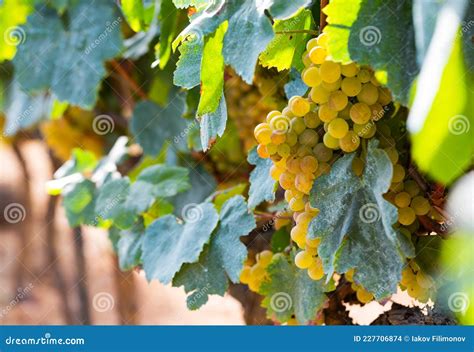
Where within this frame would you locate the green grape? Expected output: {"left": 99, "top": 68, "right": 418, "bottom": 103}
{"left": 319, "top": 61, "right": 341, "bottom": 83}
{"left": 394, "top": 192, "right": 411, "bottom": 208}
{"left": 410, "top": 196, "right": 430, "bottom": 215}
{"left": 328, "top": 90, "right": 348, "bottom": 111}
{"left": 304, "top": 111, "right": 321, "bottom": 128}
{"left": 328, "top": 118, "right": 349, "bottom": 139}
{"left": 286, "top": 130, "right": 298, "bottom": 146}
{"left": 357, "top": 83, "right": 379, "bottom": 105}
{"left": 313, "top": 143, "right": 333, "bottom": 162}
{"left": 398, "top": 207, "right": 416, "bottom": 226}
{"left": 277, "top": 143, "right": 291, "bottom": 158}
{"left": 298, "top": 129, "right": 319, "bottom": 147}
{"left": 290, "top": 117, "right": 306, "bottom": 134}
{"left": 341, "top": 77, "right": 362, "bottom": 97}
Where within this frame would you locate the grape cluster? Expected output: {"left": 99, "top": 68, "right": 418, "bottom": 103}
{"left": 400, "top": 261, "right": 434, "bottom": 303}
{"left": 345, "top": 269, "right": 374, "bottom": 304}
{"left": 240, "top": 250, "right": 275, "bottom": 292}
{"left": 253, "top": 32, "right": 394, "bottom": 283}
{"left": 226, "top": 70, "right": 285, "bottom": 151}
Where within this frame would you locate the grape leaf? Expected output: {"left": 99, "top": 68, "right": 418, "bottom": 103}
{"left": 199, "top": 93, "right": 227, "bottom": 151}
{"left": 0, "top": 0, "right": 32, "bottom": 62}
{"left": 95, "top": 165, "right": 190, "bottom": 229}
{"left": 247, "top": 148, "right": 277, "bottom": 209}
{"left": 211, "top": 183, "right": 247, "bottom": 212}
{"left": 62, "top": 179, "right": 97, "bottom": 227}
{"left": 173, "top": 196, "right": 256, "bottom": 309}
{"left": 172, "top": 0, "right": 209, "bottom": 9}
{"left": 260, "top": 255, "right": 328, "bottom": 324}
{"left": 123, "top": 23, "right": 160, "bottom": 60}
{"left": 260, "top": 9, "right": 314, "bottom": 72}
{"left": 173, "top": 38, "right": 202, "bottom": 89}
{"left": 409, "top": 22, "right": 473, "bottom": 184}
{"left": 308, "top": 140, "right": 414, "bottom": 299}
{"left": 3, "top": 80, "right": 53, "bottom": 135}
{"left": 324, "top": 0, "right": 418, "bottom": 105}
{"left": 117, "top": 221, "right": 145, "bottom": 271}
{"left": 285, "top": 68, "right": 309, "bottom": 99}
{"left": 197, "top": 21, "right": 227, "bottom": 115}
{"left": 130, "top": 96, "right": 189, "bottom": 156}
{"left": 142, "top": 202, "right": 219, "bottom": 284}
{"left": 13, "top": 1, "right": 123, "bottom": 108}
{"left": 157, "top": 0, "right": 179, "bottom": 69}
{"left": 267, "top": 0, "right": 312, "bottom": 20}
{"left": 121, "top": 0, "right": 156, "bottom": 32}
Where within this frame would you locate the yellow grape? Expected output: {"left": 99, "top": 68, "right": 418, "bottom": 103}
{"left": 398, "top": 207, "right": 416, "bottom": 226}
{"left": 352, "top": 157, "right": 364, "bottom": 176}
{"left": 295, "top": 250, "right": 313, "bottom": 269}
{"left": 313, "top": 143, "right": 333, "bottom": 162}
{"left": 290, "top": 117, "right": 307, "bottom": 134}
{"left": 394, "top": 192, "right": 411, "bottom": 208}
{"left": 255, "top": 128, "right": 272, "bottom": 145}
{"left": 328, "top": 90, "right": 348, "bottom": 111}
{"left": 289, "top": 96, "right": 310, "bottom": 116}
{"left": 250, "top": 264, "right": 265, "bottom": 278}
{"left": 302, "top": 52, "right": 312, "bottom": 67}
{"left": 356, "top": 288, "right": 374, "bottom": 303}
{"left": 266, "top": 143, "right": 278, "bottom": 155}
{"left": 328, "top": 118, "right": 349, "bottom": 139}
{"left": 321, "top": 78, "right": 341, "bottom": 92}
{"left": 286, "top": 131, "right": 298, "bottom": 146}
{"left": 258, "top": 250, "right": 274, "bottom": 268}
{"left": 341, "top": 76, "right": 362, "bottom": 97}
{"left": 323, "top": 132, "right": 340, "bottom": 149}
{"left": 384, "top": 147, "right": 399, "bottom": 164}
{"left": 318, "top": 103, "right": 338, "bottom": 122}
{"left": 306, "top": 236, "right": 320, "bottom": 248}
{"left": 308, "top": 258, "right": 325, "bottom": 280}
{"left": 310, "top": 85, "right": 330, "bottom": 104}
{"left": 270, "top": 165, "right": 284, "bottom": 180}
{"left": 291, "top": 224, "right": 306, "bottom": 244}
{"left": 319, "top": 61, "right": 341, "bottom": 83}
{"left": 377, "top": 87, "right": 392, "bottom": 105}
{"left": 370, "top": 103, "right": 385, "bottom": 121}
{"left": 286, "top": 158, "right": 301, "bottom": 173}
{"left": 306, "top": 38, "right": 319, "bottom": 51}
{"left": 266, "top": 110, "right": 281, "bottom": 123}
{"left": 300, "top": 155, "right": 319, "bottom": 173}
{"left": 416, "top": 271, "right": 434, "bottom": 289}
{"left": 277, "top": 143, "right": 291, "bottom": 158}
{"left": 350, "top": 102, "right": 371, "bottom": 124}
{"left": 304, "top": 111, "right": 321, "bottom": 128}
{"left": 357, "top": 68, "right": 372, "bottom": 83}
{"left": 289, "top": 197, "right": 305, "bottom": 211}
{"left": 309, "top": 46, "right": 327, "bottom": 65}
{"left": 392, "top": 164, "right": 406, "bottom": 183}
{"left": 341, "top": 62, "right": 359, "bottom": 77}
{"left": 339, "top": 131, "right": 360, "bottom": 152}
{"left": 257, "top": 144, "right": 269, "bottom": 158}
{"left": 271, "top": 131, "right": 286, "bottom": 145}
{"left": 410, "top": 196, "right": 430, "bottom": 215}
{"left": 302, "top": 67, "right": 322, "bottom": 87}
{"left": 239, "top": 267, "right": 251, "bottom": 284}
{"left": 404, "top": 180, "right": 420, "bottom": 197}
{"left": 295, "top": 173, "right": 313, "bottom": 194}
{"left": 357, "top": 83, "right": 379, "bottom": 105}
{"left": 353, "top": 121, "right": 376, "bottom": 139}
{"left": 316, "top": 32, "right": 329, "bottom": 47}
{"left": 279, "top": 172, "right": 295, "bottom": 190}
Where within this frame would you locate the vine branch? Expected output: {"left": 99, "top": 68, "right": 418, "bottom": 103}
{"left": 110, "top": 60, "right": 148, "bottom": 100}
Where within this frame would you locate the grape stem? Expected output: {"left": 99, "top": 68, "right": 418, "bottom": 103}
{"left": 254, "top": 211, "right": 292, "bottom": 220}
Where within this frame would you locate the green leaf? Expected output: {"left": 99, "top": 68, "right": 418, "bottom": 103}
{"left": 172, "top": 0, "right": 209, "bottom": 9}
{"left": 415, "top": 235, "right": 443, "bottom": 278}
{"left": 142, "top": 202, "right": 219, "bottom": 284}
{"left": 308, "top": 140, "right": 414, "bottom": 299}
{"left": 197, "top": 21, "right": 227, "bottom": 115}
{"left": 222, "top": 1, "right": 273, "bottom": 84}
{"left": 173, "top": 196, "right": 256, "bottom": 309}
{"left": 267, "top": 0, "right": 312, "bottom": 20}
{"left": 260, "top": 254, "right": 327, "bottom": 324}
{"left": 121, "top": 0, "right": 156, "bottom": 32}
{"left": 158, "top": 0, "right": 179, "bottom": 69}
{"left": 3, "top": 80, "right": 53, "bottom": 135}
{"left": 0, "top": 0, "right": 32, "bottom": 62}
{"left": 56, "top": 149, "right": 98, "bottom": 178}
{"left": 409, "top": 28, "right": 473, "bottom": 185}
{"left": 247, "top": 148, "right": 277, "bottom": 209}
{"left": 260, "top": 9, "right": 314, "bottom": 72}
{"left": 271, "top": 228, "right": 290, "bottom": 253}
{"left": 13, "top": 1, "right": 123, "bottom": 108}
{"left": 211, "top": 183, "right": 247, "bottom": 212}
{"left": 63, "top": 179, "right": 97, "bottom": 227}
{"left": 130, "top": 97, "right": 189, "bottom": 156}
{"left": 199, "top": 93, "right": 227, "bottom": 151}
{"left": 117, "top": 221, "right": 145, "bottom": 271}
{"left": 173, "top": 38, "right": 203, "bottom": 89}
{"left": 324, "top": 0, "right": 418, "bottom": 105}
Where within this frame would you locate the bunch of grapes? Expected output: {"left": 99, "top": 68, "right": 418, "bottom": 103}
{"left": 226, "top": 69, "right": 285, "bottom": 151}
{"left": 253, "top": 32, "right": 395, "bottom": 283}
{"left": 240, "top": 250, "right": 276, "bottom": 293}
{"left": 41, "top": 107, "right": 104, "bottom": 161}
{"left": 400, "top": 261, "right": 434, "bottom": 303}
{"left": 345, "top": 269, "right": 374, "bottom": 304}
